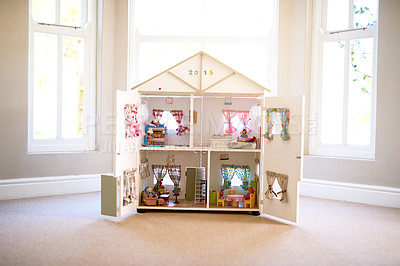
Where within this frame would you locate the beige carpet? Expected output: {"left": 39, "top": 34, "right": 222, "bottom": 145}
{"left": 0, "top": 193, "right": 399, "bottom": 266}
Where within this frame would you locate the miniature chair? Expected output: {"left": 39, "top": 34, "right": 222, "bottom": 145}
{"left": 217, "top": 196, "right": 225, "bottom": 207}
{"left": 228, "top": 190, "right": 236, "bottom": 195}
{"left": 244, "top": 193, "right": 255, "bottom": 208}
{"left": 141, "top": 191, "right": 157, "bottom": 206}
{"left": 244, "top": 186, "right": 255, "bottom": 200}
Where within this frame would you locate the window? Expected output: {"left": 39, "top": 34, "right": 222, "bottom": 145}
{"left": 130, "top": 0, "right": 278, "bottom": 92}
{"left": 28, "top": 0, "right": 96, "bottom": 153}
{"left": 230, "top": 174, "right": 242, "bottom": 187}
{"left": 153, "top": 173, "right": 174, "bottom": 186}
{"left": 310, "top": 0, "right": 378, "bottom": 159}
{"left": 159, "top": 111, "right": 179, "bottom": 133}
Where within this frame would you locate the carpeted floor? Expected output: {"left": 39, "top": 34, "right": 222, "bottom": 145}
{"left": 0, "top": 193, "right": 399, "bottom": 266}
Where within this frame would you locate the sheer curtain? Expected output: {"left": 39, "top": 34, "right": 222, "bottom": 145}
{"left": 152, "top": 109, "right": 164, "bottom": 124}
{"left": 222, "top": 110, "right": 237, "bottom": 134}
{"left": 237, "top": 111, "right": 252, "bottom": 133}
{"left": 170, "top": 110, "right": 189, "bottom": 136}
{"left": 152, "top": 165, "right": 167, "bottom": 193}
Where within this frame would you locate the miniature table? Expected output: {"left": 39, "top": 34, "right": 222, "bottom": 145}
{"left": 159, "top": 194, "right": 169, "bottom": 204}
{"left": 226, "top": 195, "right": 245, "bottom": 207}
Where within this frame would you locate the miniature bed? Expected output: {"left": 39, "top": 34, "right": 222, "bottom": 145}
{"left": 101, "top": 51, "right": 304, "bottom": 223}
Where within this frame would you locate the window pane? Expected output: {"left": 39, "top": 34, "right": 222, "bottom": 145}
{"left": 60, "top": 0, "right": 82, "bottom": 27}
{"left": 135, "top": 0, "right": 203, "bottom": 36}
{"left": 353, "top": 0, "right": 378, "bottom": 28}
{"left": 205, "top": 43, "right": 269, "bottom": 88}
{"left": 135, "top": 0, "right": 272, "bottom": 37}
{"left": 32, "top": 0, "right": 56, "bottom": 24}
{"left": 326, "top": 0, "right": 349, "bottom": 31}
{"left": 62, "top": 36, "right": 84, "bottom": 138}
{"left": 137, "top": 42, "right": 201, "bottom": 83}
{"left": 33, "top": 33, "right": 58, "bottom": 139}
{"left": 203, "top": 0, "right": 273, "bottom": 37}
{"left": 347, "top": 38, "right": 373, "bottom": 145}
{"left": 320, "top": 41, "right": 345, "bottom": 144}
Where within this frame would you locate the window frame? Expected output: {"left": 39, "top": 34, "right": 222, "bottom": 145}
{"left": 309, "top": 0, "right": 378, "bottom": 159}
{"left": 28, "top": 0, "right": 97, "bottom": 153}
{"left": 128, "top": 0, "right": 279, "bottom": 92}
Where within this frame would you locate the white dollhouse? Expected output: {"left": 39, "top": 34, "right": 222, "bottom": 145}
{"left": 101, "top": 52, "right": 304, "bottom": 223}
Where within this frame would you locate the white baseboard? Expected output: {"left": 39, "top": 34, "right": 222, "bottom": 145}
{"left": 300, "top": 178, "right": 400, "bottom": 208}
{"left": 0, "top": 174, "right": 106, "bottom": 200}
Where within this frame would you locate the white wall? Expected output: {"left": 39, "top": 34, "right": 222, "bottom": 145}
{"left": 0, "top": 0, "right": 115, "bottom": 179}
{"left": 278, "top": 0, "right": 400, "bottom": 188}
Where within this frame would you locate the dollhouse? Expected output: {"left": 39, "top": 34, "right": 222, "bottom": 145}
{"left": 101, "top": 52, "right": 304, "bottom": 223}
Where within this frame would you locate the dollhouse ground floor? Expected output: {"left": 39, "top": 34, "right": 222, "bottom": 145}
{"left": 135, "top": 148, "right": 261, "bottom": 214}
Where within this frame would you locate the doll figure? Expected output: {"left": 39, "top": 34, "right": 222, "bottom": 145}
{"left": 240, "top": 129, "right": 248, "bottom": 138}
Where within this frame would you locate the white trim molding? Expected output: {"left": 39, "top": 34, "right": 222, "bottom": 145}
{"left": 0, "top": 174, "right": 105, "bottom": 200}
{"left": 300, "top": 178, "right": 400, "bottom": 208}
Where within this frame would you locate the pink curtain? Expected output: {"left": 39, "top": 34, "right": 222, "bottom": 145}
{"left": 222, "top": 110, "right": 237, "bottom": 134}
{"left": 171, "top": 110, "right": 189, "bottom": 136}
{"left": 237, "top": 111, "right": 252, "bottom": 133}
{"left": 152, "top": 109, "right": 164, "bottom": 124}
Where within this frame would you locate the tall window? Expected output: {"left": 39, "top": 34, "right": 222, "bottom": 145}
{"left": 310, "top": 0, "right": 378, "bottom": 159}
{"left": 28, "top": 0, "right": 96, "bottom": 153}
{"left": 130, "top": 0, "right": 278, "bottom": 91}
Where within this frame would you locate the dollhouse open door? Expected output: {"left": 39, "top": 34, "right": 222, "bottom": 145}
{"left": 261, "top": 95, "right": 304, "bottom": 223}
{"left": 101, "top": 90, "right": 139, "bottom": 217}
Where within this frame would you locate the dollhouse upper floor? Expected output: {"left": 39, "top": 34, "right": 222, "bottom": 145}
{"left": 129, "top": 51, "right": 270, "bottom": 151}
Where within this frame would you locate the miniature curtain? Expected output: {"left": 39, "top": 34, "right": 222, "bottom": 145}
{"left": 171, "top": 110, "right": 189, "bottom": 136}
{"left": 152, "top": 165, "right": 167, "bottom": 193}
{"left": 222, "top": 110, "right": 237, "bottom": 134}
{"left": 279, "top": 109, "right": 290, "bottom": 141}
{"left": 276, "top": 173, "right": 289, "bottom": 202}
{"left": 152, "top": 109, "right": 164, "bottom": 124}
{"left": 263, "top": 109, "right": 275, "bottom": 142}
{"left": 237, "top": 111, "right": 252, "bottom": 133}
{"left": 265, "top": 170, "right": 278, "bottom": 199}
{"left": 123, "top": 168, "right": 137, "bottom": 206}
{"left": 168, "top": 165, "right": 182, "bottom": 197}
{"left": 221, "top": 164, "right": 236, "bottom": 189}
{"left": 263, "top": 108, "right": 290, "bottom": 142}
{"left": 139, "top": 159, "right": 150, "bottom": 179}
{"left": 235, "top": 165, "right": 251, "bottom": 190}
{"left": 168, "top": 165, "right": 181, "bottom": 187}
{"left": 124, "top": 104, "right": 142, "bottom": 138}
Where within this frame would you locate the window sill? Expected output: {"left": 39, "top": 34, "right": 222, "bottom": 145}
{"left": 304, "top": 154, "right": 375, "bottom": 162}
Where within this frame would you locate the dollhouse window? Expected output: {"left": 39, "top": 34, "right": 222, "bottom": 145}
{"left": 159, "top": 111, "right": 179, "bottom": 132}
{"left": 230, "top": 174, "right": 242, "bottom": 187}
{"left": 153, "top": 173, "right": 174, "bottom": 186}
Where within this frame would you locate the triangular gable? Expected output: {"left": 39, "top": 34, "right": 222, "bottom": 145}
{"left": 131, "top": 51, "right": 270, "bottom": 94}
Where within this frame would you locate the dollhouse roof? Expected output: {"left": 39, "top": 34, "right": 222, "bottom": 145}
{"left": 131, "top": 51, "right": 270, "bottom": 95}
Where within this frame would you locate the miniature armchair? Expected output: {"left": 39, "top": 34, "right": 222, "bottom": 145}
{"left": 141, "top": 191, "right": 157, "bottom": 206}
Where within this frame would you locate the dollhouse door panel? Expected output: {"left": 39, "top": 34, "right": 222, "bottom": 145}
{"left": 106, "top": 90, "right": 139, "bottom": 217}
{"left": 261, "top": 95, "right": 304, "bottom": 223}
